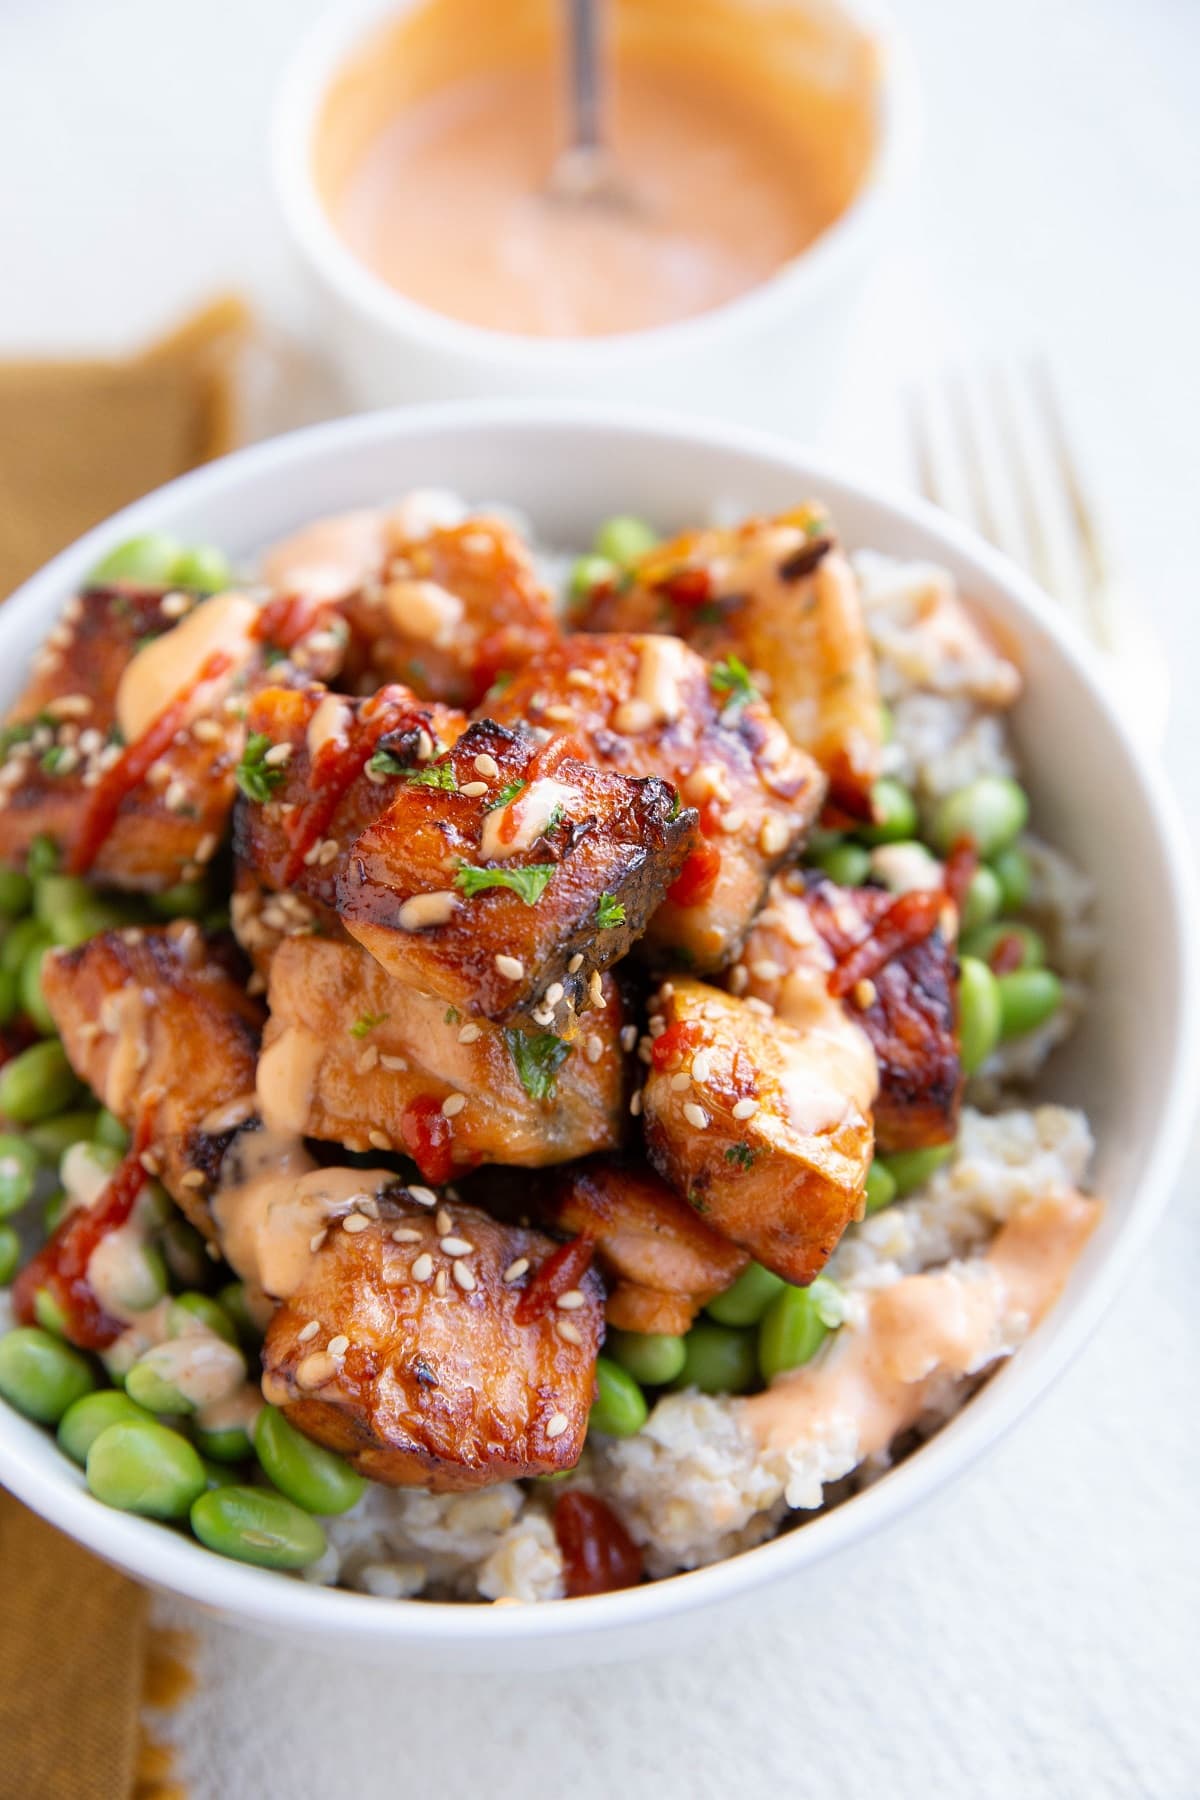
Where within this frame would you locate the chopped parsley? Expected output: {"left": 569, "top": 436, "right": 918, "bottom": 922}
{"left": 595, "top": 893, "right": 626, "bottom": 930}
{"left": 724, "top": 1143, "right": 757, "bottom": 1170}
{"left": 366, "top": 749, "right": 457, "bottom": 790}
{"left": 235, "top": 733, "right": 286, "bottom": 803}
{"left": 455, "top": 863, "right": 556, "bottom": 907}
{"left": 545, "top": 802, "right": 566, "bottom": 834}
{"left": 444, "top": 1006, "right": 460, "bottom": 1025}
{"left": 484, "top": 670, "right": 514, "bottom": 702}
{"left": 40, "top": 746, "right": 73, "bottom": 776}
{"left": 349, "top": 1011, "right": 389, "bottom": 1039}
{"left": 667, "top": 791, "right": 682, "bottom": 823}
{"left": 504, "top": 1029, "right": 572, "bottom": 1101}
{"left": 709, "top": 655, "right": 760, "bottom": 713}
{"left": 484, "top": 777, "right": 526, "bottom": 812}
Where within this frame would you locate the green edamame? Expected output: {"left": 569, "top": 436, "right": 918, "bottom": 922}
{"left": 125, "top": 1351, "right": 192, "bottom": 1415}
{"left": 1, "top": 917, "right": 50, "bottom": 977}
{"left": 171, "top": 545, "right": 232, "bottom": 594}
{"left": 587, "top": 1358, "right": 648, "bottom": 1439}
{"left": 148, "top": 881, "right": 210, "bottom": 921}
{"left": 89, "top": 532, "right": 182, "bottom": 586}
{"left": 218, "top": 1282, "right": 263, "bottom": 1350}
{"left": 0, "top": 1041, "right": 81, "bottom": 1123}
{"left": 57, "top": 1389, "right": 154, "bottom": 1465}
{"left": 706, "top": 1261, "right": 786, "bottom": 1327}
{"left": 86, "top": 1419, "right": 207, "bottom": 1518}
{"left": 33, "top": 1286, "right": 70, "bottom": 1337}
{"left": 190, "top": 1484, "right": 327, "bottom": 1570}
{"left": 758, "top": 1279, "right": 840, "bottom": 1384}
{"left": 254, "top": 1405, "right": 367, "bottom": 1515}
{"left": 593, "top": 515, "right": 657, "bottom": 569}
{"left": 812, "top": 842, "right": 871, "bottom": 887}
{"left": 960, "top": 921, "right": 1045, "bottom": 972}
{"left": 569, "top": 554, "right": 619, "bottom": 601}
{"left": 19, "top": 943, "right": 57, "bottom": 1035}
{"left": 859, "top": 778, "right": 918, "bottom": 846}
{"left": 864, "top": 1160, "right": 897, "bottom": 1215}
{"left": 0, "top": 968, "right": 16, "bottom": 1029}
{"left": 160, "top": 1217, "right": 211, "bottom": 1290}
{"left": 169, "top": 1293, "right": 237, "bottom": 1347}
{"left": 605, "top": 1329, "right": 687, "bottom": 1387}
{"left": 43, "top": 1191, "right": 67, "bottom": 1234}
{"left": 961, "top": 865, "right": 1003, "bottom": 934}
{"left": 990, "top": 844, "right": 1032, "bottom": 912}
{"left": 94, "top": 1108, "right": 130, "bottom": 1152}
{"left": 931, "top": 776, "right": 1028, "bottom": 858}
{"left": 0, "top": 1225, "right": 20, "bottom": 1286}
{"left": 26, "top": 836, "right": 60, "bottom": 880}
{"left": 0, "top": 1132, "right": 39, "bottom": 1217}
{"left": 35, "top": 874, "right": 132, "bottom": 948}
{"left": 193, "top": 1424, "right": 253, "bottom": 1464}
{"left": 0, "top": 869, "right": 32, "bottom": 918}
{"left": 0, "top": 1327, "right": 95, "bottom": 1422}
{"left": 958, "top": 955, "right": 1003, "bottom": 1075}
{"left": 28, "top": 1109, "right": 100, "bottom": 1165}
{"left": 880, "top": 1143, "right": 954, "bottom": 1197}
{"left": 672, "top": 1321, "right": 758, "bottom": 1395}
{"left": 201, "top": 1456, "right": 242, "bottom": 1490}
{"left": 997, "top": 969, "right": 1063, "bottom": 1040}
{"left": 104, "top": 1241, "right": 168, "bottom": 1314}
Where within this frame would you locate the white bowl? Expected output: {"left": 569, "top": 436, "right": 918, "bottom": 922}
{"left": 0, "top": 404, "right": 1194, "bottom": 1669}
{"left": 272, "top": 0, "right": 917, "bottom": 432}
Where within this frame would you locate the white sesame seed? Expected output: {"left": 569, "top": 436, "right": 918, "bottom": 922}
{"left": 441, "top": 1093, "right": 466, "bottom": 1118}
{"left": 367, "top": 1130, "right": 392, "bottom": 1151}
{"left": 728, "top": 964, "right": 749, "bottom": 995}
{"left": 326, "top": 1334, "right": 350, "bottom": 1357}
{"left": 411, "top": 1253, "right": 434, "bottom": 1282}
{"left": 164, "top": 779, "right": 189, "bottom": 813}
{"left": 619, "top": 1024, "right": 638, "bottom": 1052}
{"left": 853, "top": 978, "right": 878, "bottom": 1010}
{"left": 545, "top": 1412, "right": 569, "bottom": 1439}
{"left": 461, "top": 780, "right": 488, "bottom": 797}
{"left": 179, "top": 1168, "right": 206, "bottom": 1188}
{"left": 391, "top": 1227, "right": 422, "bottom": 1243}
{"left": 435, "top": 1207, "right": 453, "bottom": 1235}
{"left": 452, "top": 1259, "right": 476, "bottom": 1291}
{"left": 544, "top": 981, "right": 564, "bottom": 1007}
{"left": 139, "top": 1150, "right": 160, "bottom": 1176}
{"left": 732, "top": 1097, "right": 759, "bottom": 1121}
{"left": 669, "top": 1070, "right": 690, "bottom": 1092}
{"left": 658, "top": 983, "right": 675, "bottom": 1002}
{"left": 648, "top": 1016, "right": 667, "bottom": 1039}
{"left": 746, "top": 996, "right": 774, "bottom": 1017}
{"left": 584, "top": 1033, "right": 604, "bottom": 1065}
{"left": 302, "top": 839, "right": 322, "bottom": 866}
{"left": 682, "top": 1102, "right": 709, "bottom": 1130}
{"left": 357, "top": 1045, "right": 380, "bottom": 1073}
{"left": 457, "top": 1022, "right": 482, "bottom": 1044}
{"left": 751, "top": 959, "right": 783, "bottom": 982}
{"left": 556, "top": 1318, "right": 583, "bottom": 1345}
{"left": 296, "top": 1351, "right": 336, "bottom": 1390}
{"left": 629, "top": 1090, "right": 643, "bottom": 1117}
{"left": 342, "top": 1212, "right": 371, "bottom": 1234}
{"left": 691, "top": 1048, "right": 714, "bottom": 1083}
{"left": 317, "top": 838, "right": 339, "bottom": 866}
{"left": 441, "top": 1235, "right": 473, "bottom": 1256}
{"left": 407, "top": 1186, "right": 438, "bottom": 1208}
{"left": 379, "top": 1053, "right": 408, "bottom": 1071}
{"left": 297, "top": 1320, "right": 319, "bottom": 1343}
{"left": 588, "top": 971, "right": 603, "bottom": 1007}
{"left": 192, "top": 718, "right": 222, "bottom": 744}
{"left": 263, "top": 742, "right": 293, "bottom": 766}
{"left": 503, "top": 1258, "right": 530, "bottom": 1283}
{"left": 415, "top": 729, "right": 434, "bottom": 761}
{"left": 543, "top": 704, "right": 575, "bottom": 724}
{"left": 397, "top": 890, "right": 458, "bottom": 931}
{"left": 494, "top": 953, "right": 524, "bottom": 980}
{"left": 531, "top": 1007, "right": 555, "bottom": 1027}
{"left": 759, "top": 814, "right": 790, "bottom": 857}
{"left": 159, "top": 591, "right": 191, "bottom": 620}
{"left": 556, "top": 1289, "right": 586, "bottom": 1311}
{"left": 566, "top": 668, "right": 596, "bottom": 688}
{"left": 309, "top": 1230, "right": 326, "bottom": 1254}
{"left": 567, "top": 953, "right": 584, "bottom": 973}
{"left": 473, "top": 752, "right": 500, "bottom": 778}
{"left": 434, "top": 1268, "right": 449, "bottom": 1297}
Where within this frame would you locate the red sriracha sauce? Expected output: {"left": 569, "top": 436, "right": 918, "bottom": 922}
{"left": 667, "top": 840, "right": 722, "bottom": 909}
{"left": 255, "top": 592, "right": 329, "bottom": 653}
{"left": 514, "top": 1237, "right": 594, "bottom": 1325}
{"left": 13, "top": 1119, "right": 153, "bottom": 1350}
{"left": 281, "top": 690, "right": 423, "bottom": 885}
{"left": 399, "top": 1095, "right": 459, "bottom": 1186}
{"left": 827, "top": 888, "right": 943, "bottom": 999}
{"left": 649, "top": 1018, "right": 705, "bottom": 1074}
{"left": 553, "top": 1492, "right": 643, "bottom": 1597}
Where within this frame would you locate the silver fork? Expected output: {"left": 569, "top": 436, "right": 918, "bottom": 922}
{"left": 906, "top": 359, "right": 1169, "bottom": 743}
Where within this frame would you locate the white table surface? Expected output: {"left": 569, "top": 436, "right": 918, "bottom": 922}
{"left": 2, "top": 2, "right": 1198, "bottom": 1794}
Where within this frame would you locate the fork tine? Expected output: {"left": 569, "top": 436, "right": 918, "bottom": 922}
{"left": 947, "top": 369, "right": 1005, "bottom": 552}
{"left": 988, "top": 362, "right": 1056, "bottom": 596}
{"left": 905, "top": 385, "right": 944, "bottom": 509}
{"left": 1030, "top": 359, "right": 1114, "bottom": 646}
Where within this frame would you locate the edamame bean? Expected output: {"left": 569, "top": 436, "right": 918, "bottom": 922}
{"left": 997, "top": 969, "right": 1063, "bottom": 1040}
{"left": 89, "top": 532, "right": 182, "bottom": 586}
{"left": 125, "top": 1352, "right": 192, "bottom": 1415}
{"left": 190, "top": 1484, "right": 327, "bottom": 1569}
{"left": 43, "top": 1191, "right": 67, "bottom": 1234}
{"left": 758, "top": 1278, "right": 842, "bottom": 1384}
{"left": 253, "top": 1405, "right": 367, "bottom": 1515}
{"left": 931, "top": 777, "right": 1028, "bottom": 858}
{"left": 1, "top": 917, "right": 50, "bottom": 977}
{"left": 961, "top": 865, "right": 1003, "bottom": 934}
{"left": 218, "top": 1281, "right": 263, "bottom": 1350}
{"left": 26, "top": 836, "right": 60, "bottom": 880}
{"left": 19, "top": 943, "right": 58, "bottom": 1035}
{"left": 587, "top": 1358, "right": 648, "bottom": 1439}
{"left": 94, "top": 1108, "right": 130, "bottom": 1152}
{"left": 958, "top": 955, "right": 1003, "bottom": 1075}
{"left": 169, "top": 1293, "right": 237, "bottom": 1347}
{"left": 0, "top": 1225, "right": 19, "bottom": 1285}
{"left": 869, "top": 841, "right": 943, "bottom": 894}
{"left": 859, "top": 778, "right": 918, "bottom": 846}
{"left": 0, "top": 968, "right": 16, "bottom": 1028}
{"left": 672, "top": 1321, "right": 758, "bottom": 1395}
{"left": 35, "top": 875, "right": 131, "bottom": 948}
{"left": 706, "top": 1261, "right": 786, "bottom": 1327}
{"left": 28, "top": 1109, "right": 100, "bottom": 1165}
{"left": 160, "top": 1217, "right": 211, "bottom": 1290}
{"left": 990, "top": 844, "right": 1032, "bottom": 912}
{"left": 960, "top": 921, "right": 1045, "bottom": 972}
{"left": 593, "top": 515, "right": 657, "bottom": 569}
{"left": 605, "top": 1329, "right": 687, "bottom": 1387}
{"left": 0, "top": 870, "right": 32, "bottom": 918}
{"left": 148, "top": 881, "right": 210, "bottom": 921}
{"left": 57, "top": 1389, "right": 154, "bottom": 1465}
{"left": 193, "top": 1424, "right": 253, "bottom": 1464}
{"left": 864, "top": 1160, "right": 897, "bottom": 1215}
{"left": 201, "top": 1456, "right": 241, "bottom": 1490}
{"left": 86, "top": 1419, "right": 207, "bottom": 1518}
{"left": 880, "top": 1143, "right": 954, "bottom": 1197}
{"left": 104, "top": 1241, "right": 167, "bottom": 1314}
{"left": 569, "top": 554, "right": 619, "bottom": 601}
{"left": 0, "top": 1132, "right": 38, "bottom": 1217}
{"left": 812, "top": 842, "right": 871, "bottom": 887}
{"left": 0, "top": 1041, "right": 81, "bottom": 1123}
{"left": 33, "top": 1286, "right": 69, "bottom": 1337}
{"left": 171, "top": 545, "right": 232, "bottom": 594}
{"left": 0, "top": 1327, "right": 95, "bottom": 1422}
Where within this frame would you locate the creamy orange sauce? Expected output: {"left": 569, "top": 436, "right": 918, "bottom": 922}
{"left": 115, "top": 591, "right": 257, "bottom": 743}
{"left": 314, "top": 0, "right": 880, "bottom": 339}
{"left": 261, "top": 509, "right": 388, "bottom": 604}
{"left": 255, "top": 1025, "right": 326, "bottom": 1137}
{"left": 746, "top": 1191, "right": 1099, "bottom": 1463}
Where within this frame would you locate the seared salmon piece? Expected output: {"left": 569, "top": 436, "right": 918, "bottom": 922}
{"left": 544, "top": 1157, "right": 747, "bottom": 1335}
{"left": 486, "top": 633, "right": 824, "bottom": 971}
{"left": 336, "top": 719, "right": 698, "bottom": 1023}
{"left": 581, "top": 509, "right": 883, "bottom": 815}
{"left": 263, "top": 506, "right": 559, "bottom": 708}
{"left": 262, "top": 1192, "right": 603, "bottom": 1490}
{"left": 259, "top": 936, "right": 627, "bottom": 1181}
{"left": 40, "top": 923, "right": 263, "bottom": 1231}
{"left": 640, "top": 978, "right": 875, "bottom": 1285}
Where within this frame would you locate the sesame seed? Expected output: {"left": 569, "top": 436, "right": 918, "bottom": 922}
{"left": 682, "top": 1102, "right": 709, "bottom": 1130}
{"left": 357, "top": 1195, "right": 380, "bottom": 1220}
{"left": 457, "top": 1022, "right": 482, "bottom": 1044}
{"left": 556, "top": 1318, "right": 583, "bottom": 1345}
{"left": 367, "top": 1130, "right": 392, "bottom": 1151}
{"left": 461, "top": 780, "right": 488, "bottom": 797}
{"left": 302, "top": 839, "right": 322, "bottom": 866}
{"left": 327, "top": 1334, "right": 350, "bottom": 1357}
{"left": 415, "top": 729, "right": 434, "bottom": 761}
{"left": 309, "top": 1230, "right": 327, "bottom": 1254}
{"left": 543, "top": 704, "right": 575, "bottom": 724}
{"left": 263, "top": 742, "right": 293, "bottom": 766}
{"left": 391, "top": 1227, "right": 422, "bottom": 1243}
{"left": 545, "top": 1412, "right": 569, "bottom": 1439}
{"left": 613, "top": 698, "right": 654, "bottom": 735}
{"left": 435, "top": 1268, "right": 449, "bottom": 1297}
{"left": 503, "top": 1258, "right": 530, "bottom": 1283}
{"left": 659, "top": 983, "right": 675, "bottom": 1002}
{"left": 619, "top": 1024, "right": 638, "bottom": 1052}
{"left": 566, "top": 668, "right": 596, "bottom": 688}
{"left": 494, "top": 953, "right": 524, "bottom": 980}
{"left": 47, "top": 694, "right": 92, "bottom": 720}
{"left": 411, "top": 1253, "right": 434, "bottom": 1282}
{"left": 556, "top": 1289, "right": 586, "bottom": 1311}
{"left": 179, "top": 1168, "right": 206, "bottom": 1188}
{"left": 397, "top": 890, "right": 458, "bottom": 931}
{"left": 379, "top": 1053, "right": 408, "bottom": 1071}
{"left": 192, "top": 718, "right": 222, "bottom": 744}
{"left": 159, "top": 591, "right": 191, "bottom": 620}
{"left": 164, "top": 779, "right": 189, "bottom": 813}
{"left": 452, "top": 1259, "right": 476, "bottom": 1291}
{"left": 139, "top": 1150, "right": 161, "bottom": 1176}
{"left": 853, "top": 978, "right": 878, "bottom": 1010}
{"left": 746, "top": 996, "right": 774, "bottom": 1017}
{"left": 473, "top": 752, "right": 500, "bottom": 778}
{"left": 567, "top": 953, "right": 584, "bottom": 973}
{"left": 342, "top": 1213, "right": 371, "bottom": 1234}
{"left": 669, "top": 1071, "right": 690, "bottom": 1092}
{"left": 751, "top": 959, "right": 782, "bottom": 982}
{"left": 441, "top": 1236, "right": 474, "bottom": 1256}
{"left": 408, "top": 1186, "right": 438, "bottom": 1208}
{"left": 728, "top": 964, "right": 749, "bottom": 995}
{"left": 718, "top": 808, "right": 746, "bottom": 835}
{"left": 648, "top": 1016, "right": 666, "bottom": 1039}
{"left": 296, "top": 1352, "right": 336, "bottom": 1390}
{"left": 297, "top": 1320, "right": 319, "bottom": 1343}
{"left": 759, "top": 814, "right": 790, "bottom": 856}
{"left": 732, "top": 1097, "right": 759, "bottom": 1121}
{"left": 435, "top": 1207, "right": 453, "bottom": 1235}
{"left": 629, "top": 1090, "right": 643, "bottom": 1117}
{"left": 691, "top": 1048, "right": 714, "bottom": 1083}
{"left": 357, "top": 1045, "right": 380, "bottom": 1073}
{"left": 317, "top": 838, "right": 339, "bottom": 866}
{"left": 584, "top": 1033, "right": 604, "bottom": 1065}
{"left": 441, "top": 1093, "right": 466, "bottom": 1118}
{"left": 531, "top": 1007, "right": 555, "bottom": 1027}
{"left": 588, "top": 971, "right": 604, "bottom": 1007}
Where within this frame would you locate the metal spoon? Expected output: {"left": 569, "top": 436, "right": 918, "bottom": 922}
{"left": 544, "top": 0, "right": 637, "bottom": 210}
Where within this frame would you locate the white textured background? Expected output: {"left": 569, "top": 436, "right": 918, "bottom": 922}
{"left": 1, "top": 1, "right": 1198, "bottom": 1794}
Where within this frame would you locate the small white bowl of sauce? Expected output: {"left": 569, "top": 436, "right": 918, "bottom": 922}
{"left": 274, "top": 0, "right": 916, "bottom": 429}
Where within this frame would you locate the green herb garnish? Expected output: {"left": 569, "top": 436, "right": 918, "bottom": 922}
{"left": 504, "top": 1029, "right": 572, "bottom": 1101}
{"left": 235, "top": 733, "right": 285, "bottom": 804}
{"left": 484, "top": 777, "right": 526, "bottom": 812}
{"left": 724, "top": 1143, "right": 757, "bottom": 1170}
{"left": 349, "top": 1012, "right": 389, "bottom": 1039}
{"left": 595, "top": 893, "right": 626, "bottom": 930}
{"left": 40, "top": 746, "right": 74, "bottom": 776}
{"left": 366, "top": 749, "right": 457, "bottom": 790}
{"left": 709, "top": 655, "right": 759, "bottom": 713}
{"left": 455, "top": 863, "right": 555, "bottom": 907}
{"left": 444, "top": 1006, "right": 460, "bottom": 1025}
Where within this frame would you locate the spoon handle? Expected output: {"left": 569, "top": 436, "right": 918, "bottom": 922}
{"left": 565, "top": 0, "right": 603, "bottom": 152}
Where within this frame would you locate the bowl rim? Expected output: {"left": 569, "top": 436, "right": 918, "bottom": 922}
{"left": 0, "top": 398, "right": 1195, "bottom": 1650}
{"left": 271, "top": 0, "right": 919, "bottom": 368}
